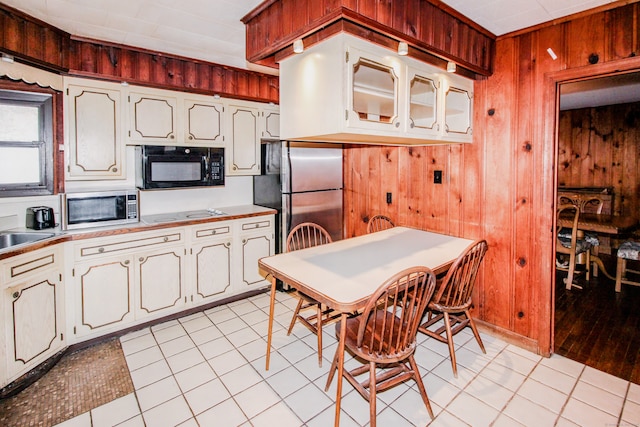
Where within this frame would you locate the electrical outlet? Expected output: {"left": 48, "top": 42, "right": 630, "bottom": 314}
{"left": 386, "top": 192, "right": 392, "bottom": 204}
{"left": 434, "top": 170, "right": 442, "bottom": 184}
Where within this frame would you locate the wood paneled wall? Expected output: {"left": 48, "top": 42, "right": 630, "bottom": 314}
{"left": 242, "top": 0, "right": 495, "bottom": 76}
{"left": 0, "top": 3, "right": 279, "bottom": 103}
{"left": 558, "top": 102, "right": 640, "bottom": 219}
{"left": 344, "top": 1, "right": 640, "bottom": 354}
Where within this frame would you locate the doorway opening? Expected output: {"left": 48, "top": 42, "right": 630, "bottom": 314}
{"left": 553, "top": 69, "right": 640, "bottom": 383}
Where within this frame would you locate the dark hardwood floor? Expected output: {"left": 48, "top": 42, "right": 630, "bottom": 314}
{"left": 554, "top": 255, "right": 640, "bottom": 384}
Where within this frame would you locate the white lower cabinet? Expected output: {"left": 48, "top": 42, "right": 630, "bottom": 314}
{"left": 238, "top": 218, "right": 274, "bottom": 289}
{"left": 189, "top": 222, "right": 233, "bottom": 304}
{"left": 71, "top": 229, "right": 185, "bottom": 339}
{"left": 136, "top": 246, "right": 185, "bottom": 317}
{"left": 73, "top": 255, "right": 134, "bottom": 336}
{"left": 1, "top": 246, "right": 64, "bottom": 388}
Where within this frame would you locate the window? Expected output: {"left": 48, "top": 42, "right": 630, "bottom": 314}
{"left": 0, "top": 89, "right": 54, "bottom": 197}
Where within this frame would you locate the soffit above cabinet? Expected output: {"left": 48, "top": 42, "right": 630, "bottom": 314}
{"left": 242, "top": 0, "right": 495, "bottom": 78}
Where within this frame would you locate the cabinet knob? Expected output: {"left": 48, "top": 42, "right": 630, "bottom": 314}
{"left": 211, "top": 230, "right": 216, "bottom": 235}
{"left": 233, "top": 166, "right": 237, "bottom": 171}
{"left": 189, "top": 136, "right": 193, "bottom": 140}
{"left": 98, "top": 247, "right": 105, "bottom": 253}
{"left": 170, "top": 134, "right": 175, "bottom": 139}
{"left": 395, "top": 122, "right": 400, "bottom": 128}
{"left": 163, "top": 237, "right": 169, "bottom": 242}
{"left": 12, "top": 291, "right": 19, "bottom": 299}
{"left": 225, "top": 242, "right": 230, "bottom": 247}
{"left": 112, "top": 167, "right": 118, "bottom": 172}
{"left": 139, "top": 257, "right": 144, "bottom": 262}
{"left": 124, "top": 260, "right": 130, "bottom": 265}
{"left": 242, "top": 239, "right": 246, "bottom": 243}
{"left": 410, "top": 123, "right": 415, "bottom": 129}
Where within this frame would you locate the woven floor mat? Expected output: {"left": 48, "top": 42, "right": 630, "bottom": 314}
{"left": 0, "top": 338, "right": 134, "bottom": 427}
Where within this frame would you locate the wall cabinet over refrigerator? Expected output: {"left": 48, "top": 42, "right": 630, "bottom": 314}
{"left": 280, "top": 33, "right": 473, "bottom": 145}
{"left": 64, "top": 77, "right": 126, "bottom": 180}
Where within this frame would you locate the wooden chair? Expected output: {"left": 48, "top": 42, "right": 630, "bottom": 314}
{"left": 418, "top": 239, "right": 488, "bottom": 378}
{"left": 325, "top": 266, "right": 437, "bottom": 426}
{"left": 367, "top": 214, "right": 395, "bottom": 233}
{"left": 556, "top": 204, "right": 594, "bottom": 289}
{"left": 285, "top": 222, "right": 337, "bottom": 366}
{"left": 615, "top": 240, "right": 640, "bottom": 292}
{"left": 559, "top": 195, "right": 605, "bottom": 214}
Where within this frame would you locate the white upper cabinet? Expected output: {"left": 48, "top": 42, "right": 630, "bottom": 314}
{"left": 405, "top": 67, "right": 440, "bottom": 138}
{"left": 347, "top": 47, "right": 402, "bottom": 133}
{"left": 261, "top": 105, "right": 280, "bottom": 140}
{"left": 441, "top": 74, "right": 473, "bottom": 142}
{"left": 184, "top": 97, "right": 225, "bottom": 145}
{"left": 128, "top": 88, "right": 178, "bottom": 144}
{"left": 226, "top": 102, "right": 264, "bottom": 176}
{"left": 280, "top": 33, "right": 473, "bottom": 145}
{"left": 127, "top": 87, "right": 228, "bottom": 147}
{"left": 64, "top": 78, "right": 125, "bottom": 180}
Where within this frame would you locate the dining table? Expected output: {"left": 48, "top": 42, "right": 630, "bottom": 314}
{"left": 557, "top": 212, "right": 639, "bottom": 280}
{"left": 258, "top": 226, "right": 475, "bottom": 426}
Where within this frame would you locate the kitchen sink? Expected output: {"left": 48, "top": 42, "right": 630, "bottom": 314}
{"left": 0, "top": 232, "right": 56, "bottom": 250}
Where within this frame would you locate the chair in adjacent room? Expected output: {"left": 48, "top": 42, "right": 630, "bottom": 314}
{"left": 285, "top": 222, "right": 337, "bottom": 366}
{"left": 367, "top": 214, "right": 395, "bottom": 233}
{"left": 418, "top": 239, "right": 488, "bottom": 378}
{"left": 615, "top": 240, "right": 640, "bottom": 292}
{"left": 556, "top": 203, "right": 595, "bottom": 290}
{"left": 325, "top": 266, "right": 437, "bottom": 427}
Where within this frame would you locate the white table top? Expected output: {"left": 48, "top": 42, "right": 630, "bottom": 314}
{"left": 259, "top": 226, "right": 475, "bottom": 312}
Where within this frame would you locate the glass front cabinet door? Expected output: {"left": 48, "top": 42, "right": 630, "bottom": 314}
{"left": 346, "top": 48, "right": 402, "bottom": 133}
{"left": 406, "top": 68, "right": 439, "bottom": 138}
{"left": 442, "top": 77, "right": 473, "bottom": 142}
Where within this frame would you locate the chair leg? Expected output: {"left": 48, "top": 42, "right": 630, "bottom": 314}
{"left": 585, "top": 250, "right": 591, "bottom": 281}
{"left": 325, "top": 344, "right": 340, "bottom": 391}
{"left": 465, "top": 310, "right": 486, "bottom": 353}
{"left": 443, "top": 312, "right": 458, "bottom": 378}
{"left": 565, "top": 250, "right": 576, "bottom": 290}
{"left": 287, "top": 298, "right": 304, "bottom": 335}
{"left": 408, "top": 354, "right": 434, "bottom": 419}
{"left": 316, "top": 304, "right": 323, "bottom": 367}
{"left": 616, "top": 257, "right": 625, "bottom": 292}
{"left": 369, "top": 361, "right": 377, "bottom": 427}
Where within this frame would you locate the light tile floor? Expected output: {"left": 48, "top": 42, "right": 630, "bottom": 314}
{"left": 54, "top": 291, "right": 640, "bottom": 427}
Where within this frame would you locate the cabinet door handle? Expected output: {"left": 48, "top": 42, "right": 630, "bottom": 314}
{"left": 211, "top": 230, "right": 216, "bottom": 235}
{"left": 163, "top": 237, "right": 169, "bottom": 242}
{"left": 242, "top": 239, "right": 246, "bottom": 243}
{"left": 170, "top": 134, "right": 175, "bottom": 139}
{"left": 395, "top": 122, "right": 400, "bottom": 128}
{"left": 188, "top": 136, "right": 193, "bottom": 140}
{"left": 139, "top": 257, "right": 144, "bottom": 262}
{"left": 124, "top": 260, "right": 130, "bottom": 265}
{"left": 225, "top": 242, "right": 230, "bottom": 247}
{"left": 112, "top": 167, "right": 118, "bottom": 172}
{"left": 98, "top": 247, "right": 105, "bottom": 253}
{"left": 12, "top": 291, "right": 19, "bottom": 299}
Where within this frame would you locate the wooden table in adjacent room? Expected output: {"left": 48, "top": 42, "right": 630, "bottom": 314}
{"left": 258, "top": 226, "right": 474, "bottom": 426}
{"left": 558, "top": 213, "right": 639, "bottom": 279}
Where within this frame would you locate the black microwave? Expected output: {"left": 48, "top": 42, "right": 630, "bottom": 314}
{"left": 135, "top": 145, "right": 225, "bottom": 190}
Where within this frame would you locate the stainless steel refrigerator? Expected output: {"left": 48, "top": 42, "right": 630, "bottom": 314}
{"left": 253, "top": 140, "right": 343, "bottom": 253}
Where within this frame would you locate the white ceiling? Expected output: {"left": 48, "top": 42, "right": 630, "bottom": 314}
{"left": 3, "top": 0, "right": 636, "bottom": 109}
{"left": 2, "top": 0, "right": 619, "bottom": 72}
